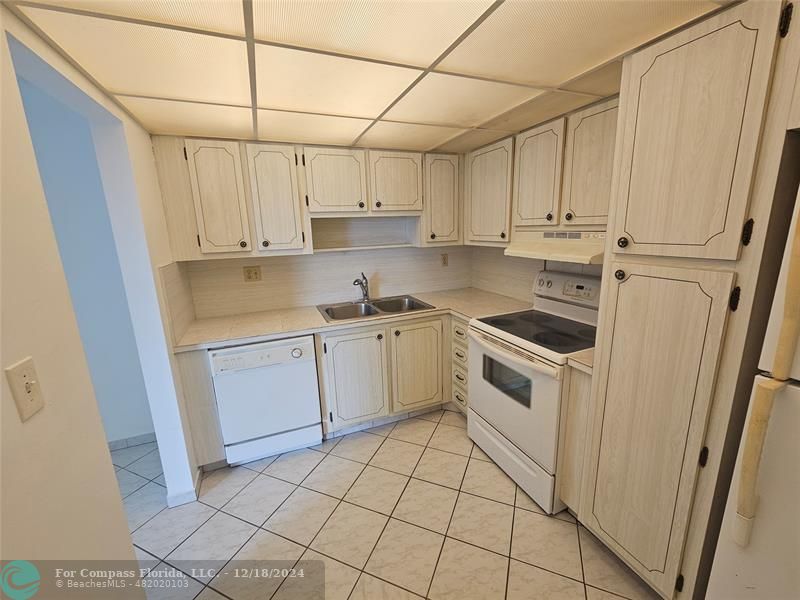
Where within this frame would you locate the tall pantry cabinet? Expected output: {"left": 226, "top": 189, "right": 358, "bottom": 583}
{"left": 579, "top": 2, "right": 787, "bottom": 598}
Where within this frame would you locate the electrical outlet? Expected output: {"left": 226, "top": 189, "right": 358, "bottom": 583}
{"left": 5, "top": 356, "right": 44, "bottom": 422}
{"left": 243, "top": 266, "right": 262, "bottom": 282}
{"left": 441, "top": 253, "right": 449, "bottom": 267}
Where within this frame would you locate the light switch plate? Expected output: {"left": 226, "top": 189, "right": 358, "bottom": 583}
{"left": 5, "top": 356, "right": 44, "bottom": 422}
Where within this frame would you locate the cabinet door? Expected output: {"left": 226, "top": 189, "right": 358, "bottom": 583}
{"left": 323, "top": 327, "right": 389, "bottom": 428}
{"left": 185, "top": 139, "right": 251, "bottom": 253}
{"left": 245, "top": 143, "right": 304, "bottom": 251}
{"left": 512, "top": 118, "right": 565, "bottom": 227}
{"left": 390, "top": 319, "right": 443, "bottom": 412}
{"left": 466, "top": 138, "right": 513, "bottom": 244}
{"left": 369, "top": 151, "right": 423, "bottom": 212}
{"left": 424, "top": 154, "right": 460, "bottom": 243}
{"left": 581, "top": 262, "right": 734, "bottom": 596}
{"left": 304, "top": 146, "right": 368, "bottom": 213}
{"left": 562, "top": 99, "right": 618, "bottom": 226}
{"left": 611, "top": 1, "right": 780, "bottom": 259}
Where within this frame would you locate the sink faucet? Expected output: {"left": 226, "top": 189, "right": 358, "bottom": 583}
{"left": 353, "top": 272, "right": 370, "bottom": 301}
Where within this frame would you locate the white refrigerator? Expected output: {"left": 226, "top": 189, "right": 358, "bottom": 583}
{"left": 707, "top": 194, "right": 800, "bottom": 599}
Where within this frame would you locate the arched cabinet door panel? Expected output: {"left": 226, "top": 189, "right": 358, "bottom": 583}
{"left": 512, "top": 118, "right": 564, "bottom": 228}
{"left": 390, "top": 319, "right": 443, "bottom": 412}
{"left": 245, "top": 143, "right": 304, "bottom": 251}
{"left": 185, "top": 139, "right": 251, "bottom": 253}
{"left": 466, "top": 137, "right": 513, "bottom": 244}
{"left": 304, "top": 146, "right": 368, "bottom": 214}
{"left": 581, "top": 261, "right": 734, "bottom": 597}
{"left": 369, "top": 150, "right": 423, "bottom": 212}
{"left": 610, "top": 1, "right": 781, "bottom": 259}
{"left": 424, "top": 154, "right": 460, "bottom": 243}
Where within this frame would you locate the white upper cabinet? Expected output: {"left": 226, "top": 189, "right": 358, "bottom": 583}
{"left": 185, "top": 139, "right": 251, "bottom": 253}
{"left": 303, "top": 146, "right": 369, "bottom": 213}
{"left": 562, "top": 99, "right": 618, "bottom": 226}
{"left": 244, "top": 143, "right": 304, "bottom": 251}
{"left": 465, "top": 137, "right": 513, "bottom": 245}
{"left": 512, "top": 118, "right": 565, "bottom": 228}
{"left": 423, "top": 154, "right": 460, "bottom": 244}
{"left": 611, "top": 1, "right": 781, "bottom": 259}
{"left": 581, "top": 261, "right": 734, "bottom": 596}
{"left": 368, "top": 151, "right": 423, "bottom": 212}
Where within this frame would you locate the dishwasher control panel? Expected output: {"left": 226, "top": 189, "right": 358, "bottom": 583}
{"left": 210, "top": 336, "right": 315, "bottom": 375}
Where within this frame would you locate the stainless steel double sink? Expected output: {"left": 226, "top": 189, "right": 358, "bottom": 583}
{"left": 317, "top": 295, "right": 434, "bottom": 322}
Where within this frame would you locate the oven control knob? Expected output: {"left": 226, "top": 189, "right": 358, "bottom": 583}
{"left": 546, "top": 280, "right": 553, "bottom": 288}
{"left": 291, "top": 348, "right": 303, "bottom": 359}
{"left": 537, "top": 278, "right": 544, "bottom": 287}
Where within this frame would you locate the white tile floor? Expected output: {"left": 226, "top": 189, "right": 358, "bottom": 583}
{"left": 119, "top": 406, "right": 658, "bottom": 600}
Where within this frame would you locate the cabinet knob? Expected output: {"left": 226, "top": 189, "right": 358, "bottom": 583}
{"left": 617, "top": 236, "right": 629, "bottom": 248}
{"left": 565, "top": 211, "right": 573, "bottom": 221}
{"left": 377, "top": 333, "right": 383, "bottom": 340}
{"left": 500, "top": 232, "right": 507, "bottom": 239}
{"left": 262, "top": 240, "right": 270, "bottom": 247}
{"left": 239, "top": 240, "right": 248, "bottom": 248}
{"left": 291, "top": 348, "right": 303, "bottom": 358}
{"left": 358, "top": 201, "right": 365, "bottom": 208}
{"left": 376, "top": 201, "right": 382, "bottom": 208}
{"left": 394, "top": 330, "right": 401, "bottom": 337}
{"left": 430, "top": 233, "right": 436, "bottom": 240}
{"left": 545, "top": 212, "right": 553, "bottom": 221}
{"left": 615, "top": 269, "right": 626, "bottom": 281}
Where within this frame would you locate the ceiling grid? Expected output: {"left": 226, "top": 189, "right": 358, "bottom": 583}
{"left": 8, "top": 0, "right": 719, "bottom": 151}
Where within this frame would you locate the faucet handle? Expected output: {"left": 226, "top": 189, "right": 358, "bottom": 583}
{"left": 353, "top": 278, "right": 362, "bottom": 286}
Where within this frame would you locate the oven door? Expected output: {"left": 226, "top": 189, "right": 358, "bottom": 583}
{"left": 468, "top": 329, "right": 564, "bottom": 473}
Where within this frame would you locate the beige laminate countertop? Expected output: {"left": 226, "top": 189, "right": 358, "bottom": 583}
{"left": 175, "top": 287, "right": 530, "bottom": 352}
{"left": 568, "top": 348, "right": 594, "bottom": 372}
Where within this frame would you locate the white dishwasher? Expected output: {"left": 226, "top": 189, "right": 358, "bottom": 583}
{"left": 210, "top": 335, "right": 322, "bottom": 464}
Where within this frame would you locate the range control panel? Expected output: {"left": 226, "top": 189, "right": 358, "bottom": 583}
{"left": 534, "top": 270, "right": 601, "bottom": 309}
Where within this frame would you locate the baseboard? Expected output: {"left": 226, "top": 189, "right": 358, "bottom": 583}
{"left": 108, "top": 432, "right": 156, "bottom": 452}
{"left": 166, "top": 467, "right": 201, "bottom": 507}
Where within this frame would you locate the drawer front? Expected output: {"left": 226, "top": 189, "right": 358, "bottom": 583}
{"left": 452, "top": 386, "right": 468, "bottom": 409}
{"left": 453, "top": 365, "right": 468, "bottom": 388}
{"left": 452, "top": 344, "right": 468, "bottom": 366}
{"left": 452, "top": 319, "right": 469, "bottom": 345}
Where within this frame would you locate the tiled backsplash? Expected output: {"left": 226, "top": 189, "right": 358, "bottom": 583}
{"left": 162, "top": 246, "right": 593, "bottom": 325}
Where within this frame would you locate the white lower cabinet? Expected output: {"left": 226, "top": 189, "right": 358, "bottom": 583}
{"left": 320, "top": 317, "right": 444, "bottom": 432}
{"left": 321, "top": 326, "right": 390, "bottom": 429}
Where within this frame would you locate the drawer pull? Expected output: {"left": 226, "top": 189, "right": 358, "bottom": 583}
{"left": 454, "top": 392, "right": 466, "bottom": 405}
{"left": 455, "top": 350, "right": 465, "bottom": 360}
{"left": 455, "top": 373, "right": 466, "bottom": 382}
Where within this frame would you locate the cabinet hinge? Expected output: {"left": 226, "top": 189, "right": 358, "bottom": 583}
{"left": 329, "top": 411, "right": 333, "bottom": 422}
{"left": 323, "top": 342, "right": 327, "bottom": 354}
{"left": 302, "top": 231, "right": 306, "bottom": 243}
{"left": 675, "top": 574, "right": 684, "bottom": 592}
{"left": 780, "top": 3, "right": 793, "bottom": 37}
{"left": 196, "top": 234, "right": 201, "bottom": 247}
{"left": 741, "top": 218, "right": 754, "bottom": 246}
{"left": 295, "top": 153, "right": 298, "bottom": 166}
{"left": 729, "top": 286, "right": 741, "bottom": 311}
{"left": 305, "top": 195, "right": 309, "bottom": 207}
{"left": 183, "top": 147, "right": 188, "bottom": 160}
{"left": 699, "top": 446, "right": 709, "bottom": 467}
{"left": 302, "top": 154, "right": 306, "bottom": 166}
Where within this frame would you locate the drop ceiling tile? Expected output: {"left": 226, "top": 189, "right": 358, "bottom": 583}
{"left": 434, "top": 129, "right": 510, "bottom": 153}
{"left": 437, "top": 0, "right": 717, "bottom": 86}
{"left": 257, "top": 110, "right": 371, "bottom": 146}
{"left": 481, "top": 91, "right": 598, "bottom": 133}
{"left": 20, "top": 1, "right": 245, "bottom": 36}
{"left": 356, "top": 121, "right": 467, "bottom": 152}
{"left": 252, "top": 0, "right": 494, "bottom": 67}
{"left": 117, "top": 97, "right": 253, "bottom": 139}
{"left": 255, "top": 44, "right": 421, "bottom": 119}
{"left": 20, "top": 7, "right": 251, "bottom": 105}
{"left": 561, "top": 61, "right": 623, "bottom": 97}
{"left": 384, "top": 72, "right": 543, "bottom": 128}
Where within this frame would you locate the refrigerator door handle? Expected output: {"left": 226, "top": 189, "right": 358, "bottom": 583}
{"left": 733, "top": 378, "right": 786, "bottom": 547}
{"left": 772, "top": 209, "right": 800, "bottom": 380}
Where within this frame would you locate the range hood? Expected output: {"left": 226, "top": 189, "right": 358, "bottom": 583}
{"left": 504, "top": 231, "right": 605, "bottom": 264}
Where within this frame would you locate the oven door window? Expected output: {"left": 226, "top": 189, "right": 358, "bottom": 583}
{"left": 482, "top": 356, "right": 531, "bottom": 408}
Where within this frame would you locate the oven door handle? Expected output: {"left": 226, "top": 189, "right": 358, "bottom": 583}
{"left": 469, "top": 330, "right": 562, "bottom": 380}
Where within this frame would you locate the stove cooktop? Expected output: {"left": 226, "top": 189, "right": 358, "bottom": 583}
{"left": 477, "top": 309, "right": 596, "bottom": 354}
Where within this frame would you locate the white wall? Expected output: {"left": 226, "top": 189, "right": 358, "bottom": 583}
{"left": 0, "top": 16, "right": 135, "bottom": 560}
{"left": 2, "top": 6, "right": 198, "bottom": 508}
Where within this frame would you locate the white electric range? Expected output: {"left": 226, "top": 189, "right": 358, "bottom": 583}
{"left": 467, "top": 270, "right": 600, "bottom": 514}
